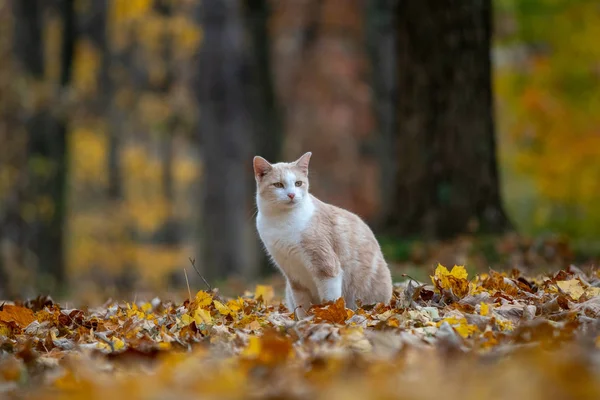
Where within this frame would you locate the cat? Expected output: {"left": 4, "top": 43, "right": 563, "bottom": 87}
{"left": 253, "top": 152, "right": 393, "bottom": 318}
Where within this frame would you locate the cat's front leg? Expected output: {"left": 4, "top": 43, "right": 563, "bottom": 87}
{"left": 288, "top": 280, "right": 312, "bottom": 319}
{"left": 316, "top": 274, "right": 343, "bottom": 304}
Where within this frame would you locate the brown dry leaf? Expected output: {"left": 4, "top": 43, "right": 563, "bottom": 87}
{"left": 481, "top": 270, "right": 519, "bottom": 297}
{"left": 0, "top": 305, "right": 35, "bottom": 328}
{"left": 312, "top": 297, "right": 351, "bottom": 324}
{"left": 241, "top": 330, "right": 293, "bottom": 366}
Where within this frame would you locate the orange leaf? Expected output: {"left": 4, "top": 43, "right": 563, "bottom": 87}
{"left": 0, "top": 305, "right": 35, "bottom": 328}
{"left": 312, "top": 298, "right": 349, "bottom": 324}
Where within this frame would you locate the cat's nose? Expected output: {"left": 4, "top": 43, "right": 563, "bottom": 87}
{"left": 287, "top": 193, "right": 295, "bottom": 200}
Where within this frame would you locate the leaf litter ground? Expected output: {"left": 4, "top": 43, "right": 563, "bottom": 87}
{"left": 2, "top": 265, "right": 600, "bottom": 399}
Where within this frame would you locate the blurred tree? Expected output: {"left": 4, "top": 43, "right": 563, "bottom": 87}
{"left": 12, "top": 0, "right": 76, "bottom": 290}
{"left": 271, "top": 0, "right": 380, "bottom": 222}
{"left": 384, "top": 0, "right": 511, "bottom": 239}
{"left": 244, "top": 0, "right": 281, "bottom": 164}
{"left": 244, "top": 0, "right": 282, "bottom": 275}
{"left": 366, "top": 0, "right": 398, "bottom": 229}
{"left": 195, "top": 0, "right": 256, "bottom": 280}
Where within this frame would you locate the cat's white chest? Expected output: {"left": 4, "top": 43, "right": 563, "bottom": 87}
{"left": 256, "top": 206, "right": 316, "bottom": 292}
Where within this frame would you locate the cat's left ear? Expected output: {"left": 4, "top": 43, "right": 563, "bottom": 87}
{"left": 253, "top": 156, "right": 272, "bottom": 180}
{"left": 294, "top": 152, "right": 312, "bottom": 175}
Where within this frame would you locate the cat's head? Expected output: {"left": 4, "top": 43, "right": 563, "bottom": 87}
{"left": 253, "top": 152, "right": 312, "bottom": 210}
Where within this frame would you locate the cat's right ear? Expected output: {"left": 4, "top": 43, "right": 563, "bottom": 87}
{"left": 253, "top": 156, "right": 272, "bottom": 180}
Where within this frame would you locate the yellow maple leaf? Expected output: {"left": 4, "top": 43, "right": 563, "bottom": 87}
{"left": 180, "top": 314, "right": 193, "bottom": 326}
{"left": 431, "top": 264, "right": 470, "bottom": 298}
{"left": 112, "top": 337, "right": 125, "bottom": 351}
{"left": 214, "top": 300, "right": 231, "bottom": 316}
{"left": 254, "top": 285, "right": 274, "bottom": 304}
{"left": 438, "top": 316, "right": 478, "bottom": 338}
{"left": 195, "top": 291, "right": 213, "bottom": 308}
{"left": 496, "top": 318, "right": 514, "bottom": 332}
{"left": 585, "top": 286, "right": 600, "bottom": 298}
{"left": 480, "top": 302, "right": 490, "bottom": 316}
{"left": 557, "top": 279, "right": 585, "bottom": 301}
{"left": 227, "top": 298, "right": 245, "bottom": 313}
{"left": 194, "top": 308, "right": 213, "bottom": 325}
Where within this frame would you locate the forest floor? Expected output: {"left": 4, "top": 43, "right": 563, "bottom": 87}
{"left": 2, "top": 263, "right": 600, "bottom": 399}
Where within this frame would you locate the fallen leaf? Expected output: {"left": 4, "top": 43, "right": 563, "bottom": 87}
{"left": 480, "top": 302, "right": 490, "bottom": 316}
{"left": 557, "top": 279, "right": 585, "bottom": 301}
{"left": 194, "top": 291, "right": 213, "bottom": 308}
{"left": 254, "top": 285, "right": 274, "bottom": 304}
{"left": 0, "top": 305, "right": 35, "bottom": 328}
{"left": 312, "top": 298, "right": 350, "bottom": 324}
{"left": 214, "top": 300, "right": 232, "bottom": 316}
{"left": 431, "top": 264, "right": 470, "bottom": 298}
{"left": 194, "top": 308, "right": 213, "bottom": 325}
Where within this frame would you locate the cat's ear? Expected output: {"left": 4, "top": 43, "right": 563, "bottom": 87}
{"left": 253, "top": 156, "right": 272, "bottom": 180}
{"left": 294, "top": 152, "right": 312, "bottom": 175}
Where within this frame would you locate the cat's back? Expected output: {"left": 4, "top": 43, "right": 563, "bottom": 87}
{"left": 305, "top": 195, "right": 380, "bottom": 250}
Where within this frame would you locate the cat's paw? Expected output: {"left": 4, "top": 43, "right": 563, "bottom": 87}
{"left": 293, "top": 306, "right": 308, "bottom": 320}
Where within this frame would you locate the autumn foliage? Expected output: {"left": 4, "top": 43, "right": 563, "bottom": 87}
{"left": 2, "top": 265, "right": 600, "bottom": 399}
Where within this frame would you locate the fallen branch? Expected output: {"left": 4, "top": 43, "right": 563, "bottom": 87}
{"left": 189, "top": 257, "right": 212, "bottom": 291}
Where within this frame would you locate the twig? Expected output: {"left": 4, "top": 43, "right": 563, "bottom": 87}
{"left": 401, "top": 273, "right": 421, "bottom": 287}
{"left": 94, "top": 332, "right": 115, "bottom": 353}
{"left": 183, "top": 268, "right": 192, "bottom": 301}
{"left": 189, "top": 257, "right": 212, "bottom": 291}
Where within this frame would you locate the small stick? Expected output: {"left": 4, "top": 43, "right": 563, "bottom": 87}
{"left": 94, "top": 332, "right": 115, "bottom": 353}
{"left": 189, "top": 257, "right": 212, "bottom": 291}
{"left": 401, "top": 273, "right": 421, "bottom": 287}
{"left": 183, "top": 268, "right": 192, "bottom": 301}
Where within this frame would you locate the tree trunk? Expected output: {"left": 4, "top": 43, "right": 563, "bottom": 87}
{"left": 366, "top": 0, "right": 398, "bottom": 229}
{"left": 195, "top": 0, "right": 255, "bottom": 280}
{"left": 244, "top": 0, "right": 281, "bottom": 163}
{"left": 12, "top": 0, "right": 75, "bottom": 291}
{"left": 385, "top": 0, "right": 511, "bottom": 239}
{"left": 243, "top": 0, "right": 282, "bottom": 276}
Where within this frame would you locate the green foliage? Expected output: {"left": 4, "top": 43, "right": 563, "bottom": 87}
{"left": 495, "top": 0, "right": 600, "bottom": 239}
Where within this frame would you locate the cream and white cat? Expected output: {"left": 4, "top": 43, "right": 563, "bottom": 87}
{"left": 253, "top": 152, "right": 393, "bottom": 318}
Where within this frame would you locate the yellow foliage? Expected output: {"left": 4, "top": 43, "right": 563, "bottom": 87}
{"left": 194, "top": 308, "right": 212, "bottom": 325}
{"left": 71, "top": 127, "right": 107, "bottom": 185}
{"left": 480, "top": 302, "right": 489, "bottom": 317}
{"left": 254, "top": 285, "right": 275, "bottom": 304}
{"left": 437, "top": 316, "right": 478, "bottom": 338}
{"left": 557, "top": 279, "right": 585, "bottom": 301}
{"left": 431, "top": 264, "right": 470, "bottom": 298}
{"left": 73, "top": 39, "right": 100, "bottom": 95}
{"left": 213, "top": 300, "right": 232, "bottom": 316}
{"left": 495, "top": 0, "right": 600, "bottom": 237}
{"left": 194, "top": 291, "right": 213, "bottom": 308}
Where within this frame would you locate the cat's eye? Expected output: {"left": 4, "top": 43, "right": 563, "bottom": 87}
{"left": 273, "top": 182, "right": 284, "bottom": 188}
{"left": 295, "top": 181, "right": 303, "bottom": 187}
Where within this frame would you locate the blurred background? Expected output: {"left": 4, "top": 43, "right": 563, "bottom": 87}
{"left": 1, "top": 0, "right": 599, "bottom": 302}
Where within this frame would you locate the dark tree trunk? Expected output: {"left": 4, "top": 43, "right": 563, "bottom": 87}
{"left": 12, "top": 0, "right": 75, "bottom": 290}
{"left": 195, "top": 0, "right": 255, "bottom": 280}
{"left": 243, "top": 0, "right": 281, "bottom": 276}
{"left": 84, "top": 0, "right": 122, "bottom": 200}
{"left": 366, "top": 0, "right": 398, "bottom": 230}
{"left": 385, "top": 0, "right": 511, "bottom": 239}
{"left": 244, "top": 0, "right": 281, "bottom": 163}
